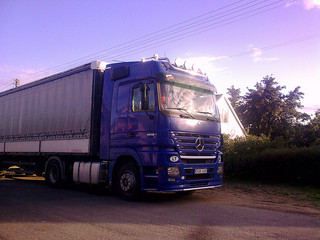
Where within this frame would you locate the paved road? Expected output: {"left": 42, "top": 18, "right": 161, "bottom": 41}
{"left": 0, "top": 178, "right": 319, "bottom": 240}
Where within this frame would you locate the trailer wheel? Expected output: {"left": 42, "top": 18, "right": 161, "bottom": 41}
{"left": 116, "top": 162, "right": 141, "bottom": 201}
{"left": 45, "top": 160, "right": 63, "bottom": 187}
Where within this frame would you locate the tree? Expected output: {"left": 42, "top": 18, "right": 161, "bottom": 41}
{"left": 236, "top": 75, "right": 305, "bottom": 140}
{"left": 226, "top": 85, "right": 241, "bottom": 109}
{"left": 309, "top": 109, "right": 320, "bottom": 144}
{"left": 291, "top": 110, "right": 319, "bottom": 147}
{"left": 226, "top": 85, "right": 242, "bottom": 119}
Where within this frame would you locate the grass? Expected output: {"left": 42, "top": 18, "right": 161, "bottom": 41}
{"left": 224, "top": 179, "right": 320, "bottom": 208}
{"left": 306, "top": 188, "right": 320, "bottom": 207}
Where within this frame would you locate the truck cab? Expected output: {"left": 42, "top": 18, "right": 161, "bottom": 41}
{"left": 101, "top": 57, "right": 223, "bottom": 199}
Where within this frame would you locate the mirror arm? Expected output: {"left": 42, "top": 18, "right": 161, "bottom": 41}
{"left": 145, "top": 110, "right": 155, "bottom": 120}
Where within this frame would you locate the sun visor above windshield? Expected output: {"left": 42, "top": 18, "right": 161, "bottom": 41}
{"left": 159, "top": 72, "right": 217, "bottom": 93}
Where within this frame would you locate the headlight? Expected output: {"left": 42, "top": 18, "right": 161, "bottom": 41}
{"left": 217, "top": 165, "right": 223, "bottom": 175}
{"left": 218, "top": 154, "right": 223, "bottom": 163}
{"left": 167, "top": 166, "right": 181, "bottom": 177}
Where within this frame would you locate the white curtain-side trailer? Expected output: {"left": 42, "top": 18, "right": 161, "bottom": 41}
{"left": 0, "top": 61, "right": 107, "bottom": 185}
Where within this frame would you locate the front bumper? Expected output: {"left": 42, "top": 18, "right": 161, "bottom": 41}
{"left": 142, "top": 162, "right": 223, "bottom": 192}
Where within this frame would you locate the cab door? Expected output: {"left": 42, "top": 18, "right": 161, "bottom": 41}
{"left": 110, "top": 83, "right": 130, "bottom": 148}
{"left": 127, "top": 80, "right": 157, "bottom": 148}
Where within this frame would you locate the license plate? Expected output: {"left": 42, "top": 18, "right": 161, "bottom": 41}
{"left": 195, "top": 168, "right": 207, "bottom": 174}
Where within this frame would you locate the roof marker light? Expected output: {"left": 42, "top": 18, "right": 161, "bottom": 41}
{"left": 183, "top": 60, "right": 194, "bottom": 71}
{"left": 174, "top": 57, "right": 184, "bottom": 68}
{"left": 141, "top": 54, "right": 159, "bottom": 62}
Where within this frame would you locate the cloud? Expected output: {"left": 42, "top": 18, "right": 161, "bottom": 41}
{"left": 211, "top": 67, "right": 228, "bottom": 73}
{"left": 0, "top": 64, "right": 54, "bottom": 88}
{"left": 176, "top": 56, "right": 229, "bottom": 75}
{"left": 248, "top": 46, "right": 279, "bottom": 62}
{"left": 285, "top": 1, "right": 298, "bottom": 8}
{"left": 302, "top": 104, "right": 320, "bottom": 112}
{"left": 253, "top": 57, "right": 280, "bottom": 62}
{"left": 303, "top": 0, "right": 320, "bottom": 9}
{"left": 251, "top": 47, "right": 263, "bottom": 58}
{"left": 0, "top": 64, "right": 40, "bottom": 77}
{"left": 184, "top": 56, "right": 230, "bottom": 63}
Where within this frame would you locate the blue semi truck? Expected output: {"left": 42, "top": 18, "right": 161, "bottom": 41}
{"left": 0, "top": 56, "right": 223, "bottom": 200}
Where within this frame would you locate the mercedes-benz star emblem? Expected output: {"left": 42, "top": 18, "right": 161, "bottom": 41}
{"left": 195, "top": 137, "right": 204, "bottom": 152}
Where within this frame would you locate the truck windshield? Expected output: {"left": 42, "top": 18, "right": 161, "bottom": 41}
{"left": 159, "top": 82, "right": 220, "bottom": 122}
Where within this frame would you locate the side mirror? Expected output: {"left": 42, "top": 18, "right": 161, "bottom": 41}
{"left": 140, "top": 83, "right": 150, "bottom": 111}
{"left": 140, "top": 83, "right": 155, "bottom": 120}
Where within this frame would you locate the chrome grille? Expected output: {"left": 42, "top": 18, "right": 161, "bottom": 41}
{"left": 172, "top": 131, "right": 220, "bottom": 164}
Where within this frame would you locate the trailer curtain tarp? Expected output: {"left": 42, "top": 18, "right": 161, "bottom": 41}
{"left": 0, "top": 69, "right": 93, "bottom": 142}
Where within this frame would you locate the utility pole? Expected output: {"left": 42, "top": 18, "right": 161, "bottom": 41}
{"left": 14, "top": 79, "right": 20, "bottom": 88}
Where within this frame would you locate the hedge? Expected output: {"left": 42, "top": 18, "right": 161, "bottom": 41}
{"left": 223, "top": 135, "right": 320, "bottom": 186}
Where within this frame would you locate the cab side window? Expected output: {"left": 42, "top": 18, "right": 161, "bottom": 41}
{"left": 117, "top": 84, "right": 129, "bottom": 113}
{"left": 132, "top": 83, "right": 155, "bottom": 112}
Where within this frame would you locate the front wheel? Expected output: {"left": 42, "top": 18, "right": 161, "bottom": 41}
{"left": 116, "top": 162, "right": 141, "bottom": 201}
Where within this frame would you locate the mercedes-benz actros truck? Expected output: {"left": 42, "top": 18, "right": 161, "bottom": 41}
{"left": 0, "top": 56, "right": 223, "bottom": 200}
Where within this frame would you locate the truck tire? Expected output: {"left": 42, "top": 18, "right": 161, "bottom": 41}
{"left": 45, "top": 160, "right": 63, "bottom": 187}
{"left": 116, "top": 162, "right": 141, "bottom": 201}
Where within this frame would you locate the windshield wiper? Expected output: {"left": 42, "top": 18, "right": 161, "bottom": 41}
{"left": 166, "top": 107, "right": 195, "bottom": 119}
{"left": 196, "top": 111, "right": 220, "bottom": 122}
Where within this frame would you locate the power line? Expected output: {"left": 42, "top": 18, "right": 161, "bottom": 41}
{"left": 84, "top": 0, "right": 274, "bottom": 62}
{"left": 17, "top": 0, "right": 291, "bottom": 83}
{"left": 98, "top": 0, "right": 292, "bottom": 62}
{"left": 4, "top": 0, "right": 247, "bottom": 84}
{"left": 8, "top": 0, "right": 247, "bottom": 82}
{"left": 1, "top": 33, "right": 317, "bottom": 93}
{"left": 0, "top": 82, "right": 14, "bottom": 92}
{"left": 229, "top": 34, "right": 320, "bottom": 58}
{"left": 0, "top": 0, "right": 302, "bottom": 88}
{"left": 89, "top": 0, "right": 281, "bottom": 63}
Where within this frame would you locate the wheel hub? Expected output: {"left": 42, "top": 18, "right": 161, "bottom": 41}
{"left": 120, "top": 172, "right": 135, "bottom": 192}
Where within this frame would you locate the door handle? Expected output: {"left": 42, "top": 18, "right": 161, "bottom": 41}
{"left": 128, "top": 132, "right": 136, "bottom": 138}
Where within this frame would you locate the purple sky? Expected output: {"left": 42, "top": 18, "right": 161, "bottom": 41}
{"left": 1, "top": 0, "right": 319, "bottom": 114}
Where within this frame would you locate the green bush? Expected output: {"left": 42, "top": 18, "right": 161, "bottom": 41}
{"left": 223, "top": 135, "right": 320, "bottom": 186}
